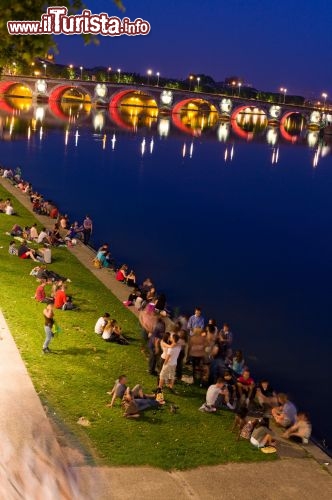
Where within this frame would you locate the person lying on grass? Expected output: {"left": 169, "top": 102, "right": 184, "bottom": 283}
{"left": 121, "top": 386, "right": 162, "bottom": 419}
{"left": 250, "top": 418, "right": 276, "bottom": 449}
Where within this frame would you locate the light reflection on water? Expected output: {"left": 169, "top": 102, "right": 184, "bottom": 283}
{"left": 0, "top": 101, "right": 332, "bottom": 452}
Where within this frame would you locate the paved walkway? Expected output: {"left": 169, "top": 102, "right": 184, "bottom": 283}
{"left": 1, "top": 177, "right": 332, "bottom": 499}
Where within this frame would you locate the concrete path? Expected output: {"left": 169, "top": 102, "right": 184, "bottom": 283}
{"left": 1, "top": 177, "right": 332, "bottom": 499}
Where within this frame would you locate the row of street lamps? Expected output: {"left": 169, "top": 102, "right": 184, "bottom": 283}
{"left": 9, "top": 61, "right": 331, "bottom": 109}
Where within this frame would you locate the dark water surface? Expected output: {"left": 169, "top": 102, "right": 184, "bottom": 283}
{"left": 1, "top": 123, "right": 331, "bottom": 451}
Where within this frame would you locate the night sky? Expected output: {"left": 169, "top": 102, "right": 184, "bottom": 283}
{"left": 55, "top": 0, "right": 331, "bottom": 97}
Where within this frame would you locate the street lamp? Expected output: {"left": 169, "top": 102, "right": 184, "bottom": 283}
{"left": 147, "top": 69, "right": 152, "bottom": 85}
{"left": 107, "top": 66, "right": 112, "bottom": 82}
{"left": 80, "top": 66, "right": 83, "bottom": 79}
{"left": 238, "top": 82, "right": 242, "bottom": 96}
{"left": 189, "top": 75, "right": 194, "bottom": 91}
{"left": 322, "top": 92, "right": 328, "bottom": 110}
{"left": 197, "top": 77, "right": 201, "bottom": 91}
{"left": 117, "top": 68, "right": 121, "bottom": 83}
{"left": 43, "top": 63, "right": 47, "bottom": 77}
{"left": 156, "top": 72, "right": 160, "bottom": 86}
{"left": 280, "top": 87, "right": 287, "bottom": 103}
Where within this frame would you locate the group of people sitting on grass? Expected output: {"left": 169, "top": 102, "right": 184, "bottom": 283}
{"left": 136, "top": 303, "right": 312, "bottom": 448}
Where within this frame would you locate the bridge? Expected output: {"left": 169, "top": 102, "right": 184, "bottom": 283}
{"left": 0, "top": 74, "right": 324, "bottom": 131}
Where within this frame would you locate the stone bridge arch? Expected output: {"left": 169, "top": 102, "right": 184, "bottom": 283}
{"left": 48, "top": 84, "right": 92, "bottom": 102}
{"left": 231, "top": 105, "right": 268, "bottom": 139}
{"left": 171, "top": 98, "right": 219, "bottom": 135}
{"left": 109, "top": 88, "right": 158, "bottom": 130}
{"left": 109, "top": 88, "right": 158, "bottom": 107}
{"left": 0, "top": 79, "right": 34, "bottom": 98}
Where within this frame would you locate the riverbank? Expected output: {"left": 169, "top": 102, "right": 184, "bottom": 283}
{"left": 1, "top": 177, "right": 332, "bottom": 498}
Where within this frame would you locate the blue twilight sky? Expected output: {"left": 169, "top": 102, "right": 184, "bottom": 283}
{"left": 56, "top": 0, "right": 331, "bottom": 97}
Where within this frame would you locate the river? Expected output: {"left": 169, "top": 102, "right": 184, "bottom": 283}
{"left": 0, "top": 102, "right": 331, "bottom": 452}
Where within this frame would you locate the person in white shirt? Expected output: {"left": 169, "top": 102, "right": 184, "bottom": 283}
{"left": 37, "top": 228, "right": 49, "bottom": 244}
{"left": 158, "top": 333, "right": 181, "bottom": 390}
{"left": 94, "top": 313, "right": 110, "bottom": 335}
{"left": 5, "top": 203, "right": 14, "bottom": 215}
{"left": 199, "top": 378, "right": 235, "bottom": 412}
{"left": 30, "top": 223, "right": 39, "bottom": 241}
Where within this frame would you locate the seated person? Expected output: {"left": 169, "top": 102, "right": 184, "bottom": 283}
{"left": 126, "top": 269, "right": 137, "bottom": 287}
{"left": 94, "top": 313, "right": 110, "bottom": 335}
{"left": 34, "top": 280, "right": 53, "bottom": 304}
{"left": 49, "top": 224, "right": 65, "bottom": 246}
{"left": 250, "top": 419, "right": 276, "bottom": 448}
{"left": 8, "top": 240, "right": 18, "bottom": 256}
{"left": 10, "top": 223, "right": 23, "bottom": 236}
{"left": 65, "top": 224, "right": 77, "bottom": 243}
{"left": 102, "top": 320, "right": 129, "bottom": 344}
{"left": 95, "top": 248, "right": 109, "bottom": 268}
{"left": 62, "top": 296, "right": 75, "bottom": 310}
{"left": 37, "top": 227, "right": 50, "bottom": 244}
{"left": 155, "top": 293, "right": 166, "bottom": 312}
{"left": 116, "top": 264, "right": 128, "bottom": 282}
{"left": 5, "top": 202, "right": 14, "bottom": 215}
{"left": 146, "top": 287, "right": 157, "bottom": 303}
{"left": 237, "top": 369, "right": 255, "bottom": 406}
{"left": 255, "top": 379, "right": 277, "bottom": 409}
{"left": 109, "top": 319, "right": 130, "bottom": 345}
{"left": 272, "top": 393, "right": 297, "bottom": 428}
{"left": 106, "top": 375, "right": 128, "bottom": 407}
{"left": 140, "top": 277, "right": 154, "bottom": 299}
{"left": 231, "top": 350, "right": 245, "bottom": 375}
{"left": 123, "top": 287, "right": 141, "bottom": 306}
{"left": 54, "top": 284, "right": 69, "bottom": 309}
{"left": 282, "top": 412, "right": 311, "bottom": 443}
{"left": 17, "top": 240, "right": 38, "bottom": 262}
{"left": 37, "top": 244, "right": 52, "bottom": 264}
{"left": 199, "top": 377, "right": 235, "bottom": 412}
{"left": 29, "top": 223, "right": 39, "bottom": 241}
{"left": 223, "top": 369, "right": 237, "bottom": 402}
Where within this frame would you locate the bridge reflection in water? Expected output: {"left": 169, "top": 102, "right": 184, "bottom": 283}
{"left": 0, "top": 97, "right": 328, "bottom": 160}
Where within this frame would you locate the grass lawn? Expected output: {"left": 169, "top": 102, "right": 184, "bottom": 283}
{"left": 0, "top": 183, "right": 275, "bottom": 469}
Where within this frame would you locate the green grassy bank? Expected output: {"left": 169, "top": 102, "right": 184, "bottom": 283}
{"left": 0, "top": 183, "right": 274, "bottom": 469}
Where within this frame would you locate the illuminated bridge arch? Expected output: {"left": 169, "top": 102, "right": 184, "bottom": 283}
{"left": 172, "top": 98, "right": 218, "bottom": 115}
{"left": 280, "top": 111, "right": 304, "bottom": 143}
{"left": 231, "top": 105, "right": 268, "bottom": 140}
{"left": 109, "top": 89, "right": 158, "bottom": 108}
{"left": 0, "top": 81, "right": 33, "bottom": 113}
{"left": 172, "top": 98, "right": 218, "bottom": 135}
{"left": 109, "top": 89, "right": 158, "bottom": 130}
{"left": 48, "top": 85, "right": 92, "bottom": 102}
{"left": 0, "top": 80, "right": 34, "bottom": 98}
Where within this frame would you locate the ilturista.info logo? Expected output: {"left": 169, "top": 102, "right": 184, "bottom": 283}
{"left": 7, "top": 7, "right": 151, "bottom": 36}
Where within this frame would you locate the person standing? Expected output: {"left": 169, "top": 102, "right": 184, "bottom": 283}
{"left": 83, "top": 215, "right": 93, "bottom": 245}
{"left": 43, "top": 304, "right": 55, "bottom": 354}
{"left": 187, "top": 307, "right": 205, "bottom": 336}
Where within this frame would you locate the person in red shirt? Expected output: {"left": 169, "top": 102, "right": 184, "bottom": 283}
{"left": 35, "top": 280, "right": 53, "bottom": 304}
{"left": 237, "top": 369, "right": 255, "bottom": 406}
{"left": 54, "top": 285, "right": 67, "bottom": 309}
